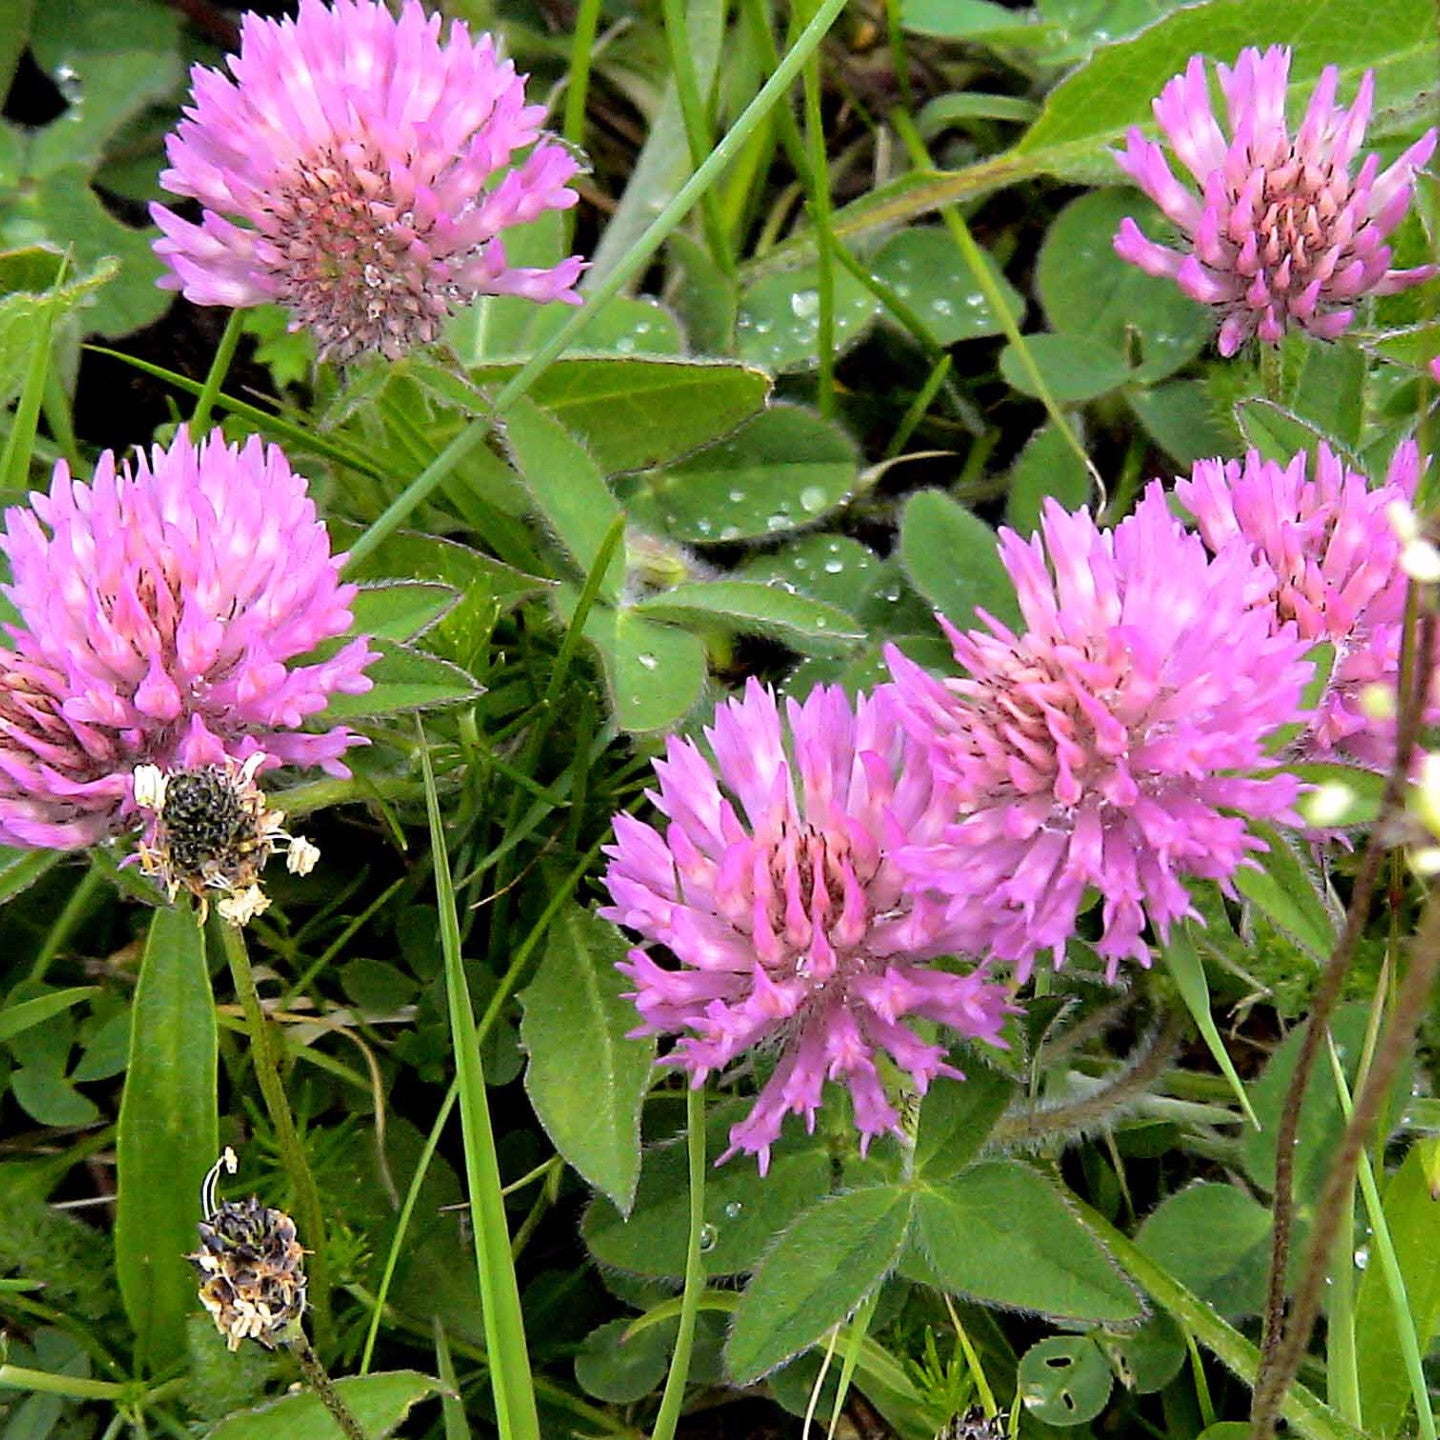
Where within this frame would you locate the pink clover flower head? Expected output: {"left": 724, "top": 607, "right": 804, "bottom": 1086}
{"left": 1177, "top": 441, "right": 1424, "bottom": 769}
{"left": 0, "top": 429, "right": 376, "bottom": 850}
{"left": 151, "top": 0, "right": 584, "bottom": 363}
{"left": 1114, "top": 46, "right": 1437, "bottom": 356}
{"left": 600, "top": 679, "right": 1013, "bottom": 1174}
{"left": 885, "top": 488, "right": 1313, "bottom": 980}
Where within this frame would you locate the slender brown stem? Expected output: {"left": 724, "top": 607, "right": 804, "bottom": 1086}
{"left": 292, "top": 1331, "right": 369, "bottom": 1440}
{"left": 217, "top": 919, "right": 333, "bottom": 1347}
{"left": 1252, "top": 888, "right": 1440, "bottom": 1437}
{"left": 1251, "top": 606, "right": 1438, "bottom": 1437}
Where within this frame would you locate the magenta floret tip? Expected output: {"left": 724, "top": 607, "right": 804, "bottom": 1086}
{"left": 1112, "top": 45, "right": 1438, "bottom": 353}
{"left": 886, "top": 489, "right": 1312, "bottom": 980}
{"left": 150, "top": 0, "right": 586, "bottom": 363}
{"left": 600, "top": 679, "right": 1012, "bottom": 1170}
{"left": 0, "top": 428, "right": 376, "bottom": 851}
{"left": 1177, "top": 442, "right": 1429, "bottom": 770}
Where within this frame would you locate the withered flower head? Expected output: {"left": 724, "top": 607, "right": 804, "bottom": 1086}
{"left": 134, "top": 754, "right": 319, "bottom": 925}
{"left": 189, "top": 1148, "right": 308, "bottom": 1351}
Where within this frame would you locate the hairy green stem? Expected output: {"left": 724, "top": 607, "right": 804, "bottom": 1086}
{"left": 990, "top": 1008, "right": 1183, "bottom": 1149}
{"left": 292, "top": 1331, "right": 368, "bottom": 1440}
{"left": 217, "top": 921, "right": 332, "bottom": 1346}
{"left": 650, "top": 1085, "right": 707, "bottom": 1440}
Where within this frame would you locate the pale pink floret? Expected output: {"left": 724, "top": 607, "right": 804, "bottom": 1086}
{"left": 886, "top": 489, "right": 1313, "bottom": 980}
{"left": 0, "top": 430, "right": 376, "bottom": 850}
{"left": 1177, "top": 442, "right": 1425, "bottom": 769}
{"left": 151, "top": 0, "right": 583, "bottom": 363}
{"left": 600, "top": 680, "right": 1012, "bottom": 1174}
{"left": 1114, "top": 46, "right": 1437, "bottom": 355}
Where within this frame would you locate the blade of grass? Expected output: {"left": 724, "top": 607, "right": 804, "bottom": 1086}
{"left": 561, "top": 0, "right": 604, "bottom": 151}
{"left": 350, "top": 0, "right": 850, "bottom": 563}
{"left": 1324, "top": 1031, "right": 1437, "bottom": 1440}
{"left": 660, "top": 0, "right": 734, "bottom": 274}
{"left": 418, "top": 721, "right": 541, "bottom": 1440}
{"left": 890, "top": 109, "right": 1102, "bottom": 497}
{"left": 649, "top": 1083, "right": 707, "bottom": 1440}
{"left": 433, "top": 1318, "right": 472, "bottom": 1440}
{"left": 795, "top": 0, "right": 836, "bottom": 418}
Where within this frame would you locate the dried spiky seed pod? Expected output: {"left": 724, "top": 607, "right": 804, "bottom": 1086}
{"left": 189, "top": 1151, "right": 308, "bottom": 1351}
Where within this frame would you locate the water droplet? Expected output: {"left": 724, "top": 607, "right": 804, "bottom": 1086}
{"left": 799, "top": 486, "right": 827, "bottom": 513}
{"left": 615, "top": 334, "right": 637, "bottom": 354}
{"left": 698, "top": 1224, "right": 719, "bottom": 1252}
{"left": 637, "top": 652, "right": 658, "bottom": 671}
{"left": 753, "top": 319, "right": 773, "bottom": 335}
{"left": 823, "top": 558, "right": 844, "bottom": 574}
{"left": 727, "top": 489, "right": 746, "bottom": 504}
{"left": 693, "top": 517, "right": 713, "bottom": 536}
{"left": 1354, "top": 1246, "right": 1370, "bottom": 1270}
{"left": 720, "top": 525, "right": 741, "bottom": 541}
{"left": 724, "top": 1201, "right": 743, "bottom": 1220}
{"left": 791, "top": 290, "right": 819, "bottom": 319}
{"left": 894, "top": 283, "right": 913, "bottom": 299}
{"left": 932, "top": 299, "right": 954, "bottom": 318}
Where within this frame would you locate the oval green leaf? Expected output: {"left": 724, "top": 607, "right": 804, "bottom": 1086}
{"left": 725, "top": 1186, "right": 913, "bottom": 1386}
{"left": 915, "top": 1162, "right": 1144, "bottom": 1323}
{"left": 520, "top": 903, "right": 655, "bottom": 1214}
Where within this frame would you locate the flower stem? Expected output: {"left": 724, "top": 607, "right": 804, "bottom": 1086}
{"left": 1259, "top": 341, "right": 1284, "bottom": 404}
{"left": 291, "top": 1330, "right": 369, "bottom": 1440}
{"left": 189, "top": 308, "right": 245, "bottom": 437}
{"left": 650, "top": 1084, "right": 707, "bottom": 1440}
{"left": 216, "top": 918, "right": 332, "bottom": 1347}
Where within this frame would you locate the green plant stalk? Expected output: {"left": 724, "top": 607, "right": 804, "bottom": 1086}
{"left": 217, "top": 920, "right": 332, "bottom": 1345}
{"left": 832, "top": 237, "right": 943, "bottom": 357}
{"left": 1259, "top": 343, "right": 1285, "bottom": 405}
{"left": 660, "top": 0, "right": 734, "bottom": 274}
{"left": 884, "top": 354, "right": 953, "bottom": 460}
{"left": 890, "top": 109, "right": 1100, "bottom": 496}
{"left": 481, "top": 516, "right": 626, "bottom": 972}
{"left": 0, "top": 1366, "right": 132, "bottom": 1402}
{"left": 1325, "top": 1183, "right": 1361, "bottom": 1429}
{"left": 358, "top": 1081, "right": 458, "bottom": 1376}
{"left": 348, "top": 0, "right": 849, "bottom": 564}
{"left": 30, "top": 862, "right": 104, "bottom": 983}
{"left": 189, "top": 308, "right": 245, "bottom": 436}
{"left": 1073, "top": 1202, "right": 1367, "bottom": 1440}
{"left": 418, "top": 723, "right": 541, "bottom": 1440}
{"left": 649, "top": 1084, "right": 708, "bottom": 1440}
{"left": 796, "top": 0, "right": 837, "bottom": 418}
{"left": 562, "top": 0, "right": 604, "bottom": 151}
{"left": 1324, "top": 1032, "right": 1438, "bottom": 1440}
{"left": 291, "top": 1331, "right": 369, "bottom": 1440}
